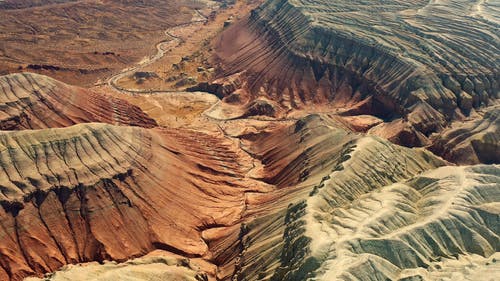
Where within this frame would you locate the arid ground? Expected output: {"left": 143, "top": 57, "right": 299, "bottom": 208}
{"left": 0, "top": 0, "right": 498, "bottom": 281}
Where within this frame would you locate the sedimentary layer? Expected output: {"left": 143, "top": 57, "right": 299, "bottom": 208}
{"left": 0, "top": 122, "right": 261, "bottom": 280}
{"left": 0, "top": 73, "right": 157, "bottom": 130}
{"left": 430, "top": 105, "right": 500, "bottom": 164}
{"left": 213, "top": 0, "right": 499, "bottom": 145}
{"left": 1, "top": 110, "right": 498, "bottom": 281}
{"left": 217, "top": 115, "right": 499, "bottom": 281}
{"left": 24, "top": 255, "right": 208, "bottom": 281}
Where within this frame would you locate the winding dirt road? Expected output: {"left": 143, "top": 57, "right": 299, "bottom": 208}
{"left": 106, "top": 9, "right": 209, "bottom": 94}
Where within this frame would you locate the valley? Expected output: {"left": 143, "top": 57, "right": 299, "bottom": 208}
{"left": 0, "top": 1, "right": 498, "bottom": 281}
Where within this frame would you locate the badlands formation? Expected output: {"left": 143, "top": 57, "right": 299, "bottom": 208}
{"left": 0, "top": 73, "right": 157, "bottom": 130}
{"left": 0, "top": 0, "right": 497, "bottom": 281}
{"left": 212, "top": 0, "right": 499, "bottom": 148}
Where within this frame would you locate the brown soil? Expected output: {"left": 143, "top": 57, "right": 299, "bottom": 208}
{"left": 0, "top": 0, "right": 203, "bottom": 86}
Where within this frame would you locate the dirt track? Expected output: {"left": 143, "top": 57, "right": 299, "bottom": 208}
{"left": 106, "top": 9, "right": 209, "bottom": 94}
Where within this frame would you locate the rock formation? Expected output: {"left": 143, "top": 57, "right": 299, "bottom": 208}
{"left": 0, "top": 73, "right": 157, "bottom": 130}
{"left": 0, "top": 121, "right": 267, "bottom": 280}
{"left": 211, "top": 0, "right": 499, "bottom": 147}
{"left": 430, "top": 105, "right": 500, "bottom": 165}
{"left": 0, "top": 73, "right": 497, "bottom": 280}
{"left": 25, "top": 255, "right": 208, "bottom": 281}
{"left": 214, "top": 115, "right": 499, "bottom": 281}
{"left": 0, "top": 0, "right": 498, "bottom": 280}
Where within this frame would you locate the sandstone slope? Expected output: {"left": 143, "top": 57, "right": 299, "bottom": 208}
{"left": 211, "top": 0, "right": 499, "bottom": 147}
{"left": 0, "top": 104, "right": 497, "bottom": 281}
{"left": 430, "top": 105, "right": 500, "bottom": 165}
{"left": 0, "top": 0, "right": 498, "bottom": 278}
{"left": 0, "top": 122, "right": 264, "bottom": 280}
{"left": 0, "top": 73, "right": 157, "bottom": 130}
{"left": 213, "top": 115, "right": 499, "bottom": 281}
{"left": 24, "top": 255, "right": 208, "bottom": 281}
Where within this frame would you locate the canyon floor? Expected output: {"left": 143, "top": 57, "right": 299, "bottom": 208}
{"left": 0, "top": 0, "right": 499, "bottom": 281}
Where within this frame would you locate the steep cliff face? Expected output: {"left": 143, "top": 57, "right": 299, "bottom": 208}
{"left": 0, "top": 71, "right": 497, "bottom": 281}
{"left": 217, "top": 115, "right": 499, "bottom": 281}
{"left": 0, "top": 0, "right": 498, "bottom": 275}
{"left": 0, "top": 73, "right": 157, "bottom": 130}
{"left": 0, "top": 123, "right": 262, "bottom": 280}
{"left": 430, "top": 105, "right": 500, "bottom": 165}
{"left": 213, "top": 0, "right": 499, "bottom": 146}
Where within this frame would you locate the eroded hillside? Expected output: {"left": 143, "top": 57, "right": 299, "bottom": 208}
{"left": 0, "top": 0, "right": 498, "bottom": 280}
{"left": 209, "top": 0, "right": 499, "bottom": 154}
{"left": 0, "top": 75, "right": 498, "bottom": 281}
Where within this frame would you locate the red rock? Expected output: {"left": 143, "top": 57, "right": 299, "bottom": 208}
{"left": 0, "top": 73, "right": 157, "bottom": 130}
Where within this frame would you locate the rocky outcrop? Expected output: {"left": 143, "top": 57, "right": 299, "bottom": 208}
{"left": 188, "top": 72, "right": 246, "bottom": 100}
{"left": 213, "top": 115, "right": 499, "bottom": 281}
{"left": 368, "top": 119, "right": 431, "bottom": 147}
{"left": 430, "top": 105, "right": 500, "bottom": 165}
{"left": 213, "top": 0, "right": 499, "bottom": 146}
{"left": 211, "top": 115, "right": 437, "bottom": 278}
{"left": 0, "top": 73, "right": 157, "bottom": 130}
{"left": 0, "top": 7, "right": 497, "bottom": 276}
{"left": 0, "top": 101, "right": 497, "bottom": 281}
{"left": 25, "top": 255, "right": 208, "bottom": 281}
{"left": 308, "top": 164, "right": 500, "bottom": 281}
{"left": 0, "top": 123, "right": 262, "bottom": 280}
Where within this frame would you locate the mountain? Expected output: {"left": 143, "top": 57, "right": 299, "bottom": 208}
{"left": 210, "top": 0, "right": 499, "bottom": 148}
{"left": 0, "top": 73, "right": 157, "bottom": 130}
{"left": 0, "top": 0, "right": 498, "bottom": 280}
{"left": 0, "top": 121, "right": 264, "bottom": 280}
{"left": 430, "top": 105, "right": 500, "bottom": 164}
